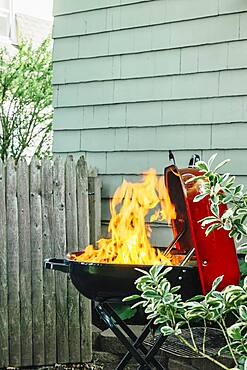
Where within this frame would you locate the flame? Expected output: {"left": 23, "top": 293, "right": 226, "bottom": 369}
{"left": 71, "top": 169, "right": 177, "bottom": 265}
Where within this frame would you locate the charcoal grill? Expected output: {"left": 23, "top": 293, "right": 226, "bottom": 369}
{"left": 44, "top": 254, "right": 200, "bottom": 302}
{"left": 44, "top": 155, "right": 240, "bottom": 370}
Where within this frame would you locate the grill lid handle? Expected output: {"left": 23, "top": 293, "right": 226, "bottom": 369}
{"left": 168, "top": 150, "right": 176, "bottom": 165}
{"left": 44, "top": 258, "right": 69, "bottom": 273}
{"left": 188, "top": 154, "right": 200, "bottom": 167}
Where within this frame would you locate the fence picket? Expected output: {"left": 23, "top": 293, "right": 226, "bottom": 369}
{"left": 65, "top": 156, "right": 81, "bottom": 363}
{"left": 42, "top": 158, "right": 56, "bottom": 364}
{"left": 30, "top": 157, "right": 45, "bottom": 365}
{"left": 6, "top": 158, "right": 21, "bottom": 366}
{"left": 0, "top": 160, "right": 8, "bottom": 366}
{"left": 77, "top": 157, "right": 90, "bottom": 249}
{"left": 53, "top": 157, "right": 69, "bottom": 362}
{"left": 76, "top": 157, "right": 92, "bottom": 362}
{"left": 88, "top": 168, "right": 101, "bottom": 246}
{"left": 17, "top": 158, "right": 32, "bottom": 365}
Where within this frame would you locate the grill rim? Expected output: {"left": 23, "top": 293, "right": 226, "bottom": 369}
{"left": 66, "top": 251, "right": 197, "bottom": 269}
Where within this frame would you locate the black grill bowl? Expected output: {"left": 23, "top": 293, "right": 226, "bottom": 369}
{"left": 44, "top": 254, "right": 202, "bottom": 302}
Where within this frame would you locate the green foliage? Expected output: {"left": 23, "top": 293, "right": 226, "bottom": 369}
{"left": 187, "top": 154, "right": 247, "bottom": 262}
{"left": 0, "top": 38, "right": 52, "bottom": 162}
{"left": 125, "top": 267, "right": 247, "bottom": 370}
{"left": 124, "top": 154, "right": 247, "bottom": 369}
{"left": 111, "top": 303, "right": 137, "bottom": 320}
{"left": 240, "top": 259, "right": 247, "bottom": 286}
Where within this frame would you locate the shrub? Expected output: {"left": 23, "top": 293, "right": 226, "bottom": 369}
{"left": 0, "top": 37, "right": 52, "bottom": 162}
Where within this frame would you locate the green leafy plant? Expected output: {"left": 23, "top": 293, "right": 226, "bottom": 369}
{"left": 124, "top": 154, "right": 247, "bottom": 370}
{"left": 187, "top": 153, "right": 247, "bottom": 261}
{"left": 111, "top": 303, "right": 137, "bottom": 320}
{"left": 0, "top": 37, "right": 52, "bottom": 162}
{"left": 124, "top": 266, "right": 247, "bottom": 370}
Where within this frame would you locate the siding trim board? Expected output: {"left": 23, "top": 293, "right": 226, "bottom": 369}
{"left": 54, "top": 0, "right": 247, "bottom": 17}
{"left": 53, "top": 94, "right": 247, "bottom": 109}
{"left": 53, "top": 66, "right": 247, "bottom": 85}
{"left": 54, "top": 147, "right": 247, "bottom": 154}
{"left": 53, "top": 0, "right": 154, "bottom": 16}
{"left": 54, "top": 122, "right": 247, "bottom": 132}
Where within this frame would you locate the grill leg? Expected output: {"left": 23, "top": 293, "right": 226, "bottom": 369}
{"left": 108, "top": 308, "right": 166, "bottom": 370}
{"left": 115, "top": 322, "right": 166, "bottom": 370}
{"left": 96, "top": 303, "right": 153, "bottom": 370}
{"left": 96, "top": 302, "right": 167, "bottom": 370}
{"left": 112, "top": 317, "right": 153, "bottom": 370}
{"left": 137, "top": 335, "right": 167, "bottom": 370}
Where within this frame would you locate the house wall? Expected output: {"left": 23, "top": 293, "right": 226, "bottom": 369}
{"left": 52, "top": 0, "right": 247, "bottom": 245}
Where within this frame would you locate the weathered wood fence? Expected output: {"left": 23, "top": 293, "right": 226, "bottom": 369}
{"left": 0, "top": 156, "right": 101, "bottom": 368}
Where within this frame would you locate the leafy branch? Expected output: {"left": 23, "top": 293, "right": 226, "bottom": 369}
{"left": 0, "top": 37, "right": 52, "bottom": 162}
{"left": 187, "top": 154, "right": 247, "bottom": 258}
{"left": 124, "top": 266, "right": 247, "bottom": 370}
{"left": 124, "top": 154, "right": 247, "bottom": 370}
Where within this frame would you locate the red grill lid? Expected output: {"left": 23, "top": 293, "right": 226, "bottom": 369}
{"left": 165, "top": 165, "right": 240, "bottom": 294}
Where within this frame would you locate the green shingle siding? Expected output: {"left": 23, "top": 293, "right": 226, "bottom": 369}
{"left": 53, "top": 40, "right": 247, "bottom": 85}
{"left": 53, "top": 0, "right": 152, "bottom": 16}
{"left": 53, "top": 13, "right": 245, "bottom": 61}
{"left": 53, "top": 0, "right": 247, "bottom": 245}
{"left": 54, "top": 71, "right": 247, "bottom": 108}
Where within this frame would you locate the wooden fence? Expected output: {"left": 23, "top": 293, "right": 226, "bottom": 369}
{"left": 0, "top": 156, "right": 101, "bottom": 368}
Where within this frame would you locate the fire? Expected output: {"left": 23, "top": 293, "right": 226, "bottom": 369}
{"left": 71, "top": 169, "right": 177, "bottom": 265}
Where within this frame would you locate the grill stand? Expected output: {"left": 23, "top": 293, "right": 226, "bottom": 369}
{"left": 45, "top": 225, "right": 199, "bottom": 370}
{"left": 96, "top": 301, "right": 167, "bottom": 370}
{"left": 95, "top": 302, "right": 228, "bottom": 370}
{"left": 94, "top": 229, "right": 195, "bottom": 370}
